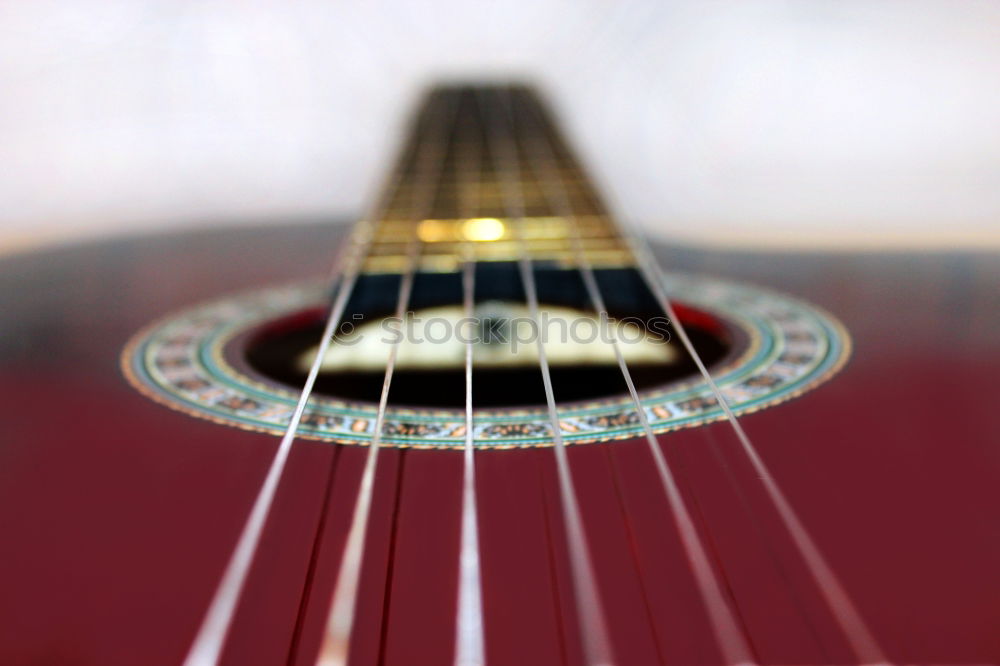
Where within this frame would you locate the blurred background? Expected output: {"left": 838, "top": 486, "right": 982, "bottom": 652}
{"left": 2, "top": 0, "right": 998, "bottom": 253}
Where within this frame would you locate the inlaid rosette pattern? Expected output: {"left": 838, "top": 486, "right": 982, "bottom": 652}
{"left": 123, "top": 274, "right": 850, "bottom": 449}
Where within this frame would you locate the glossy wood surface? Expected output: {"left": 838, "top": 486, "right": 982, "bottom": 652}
{"left": 0, "top": 222, "right": 998, "bottom": 664}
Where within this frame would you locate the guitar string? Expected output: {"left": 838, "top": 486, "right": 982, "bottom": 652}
{"left": 691, "top": 426, "right": 832, "bottom": 659}
{"left": 453, "top": 92, "right": 488, "bottom": 666}
{"left": 619, "top": 216, "right": 889, "bottom": 665}
{"left": 594, "top": 129, "right": 889, "bottom": 664}
{"left": 511, "top": 88, "right": 757, "bottom": 665}
{"left": 181, "top": 96, "right": 436, "bottom": 666}
{"left": 520, "top": 92, "right": 862, "bottom": 661}
{"left": 314, "top": 91, "right": 460, "bottom": 666}
{"left": 481, "top": 87, "right": 615, "bottom": 666}
{"left": 185, "top": 85, "right": 882, "bottom": 666}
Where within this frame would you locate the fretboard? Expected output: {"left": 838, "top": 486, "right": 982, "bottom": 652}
{"left": 358, "top": 85, "right": 634, "bottom": 273}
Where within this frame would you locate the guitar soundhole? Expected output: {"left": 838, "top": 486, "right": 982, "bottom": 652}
{"left": 243, "top": 266, "right": 734, "bottom": 409}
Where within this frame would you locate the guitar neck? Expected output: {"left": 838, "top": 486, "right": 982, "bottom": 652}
{"left": 360, "top": 85, "right": 635, "bottom": 274}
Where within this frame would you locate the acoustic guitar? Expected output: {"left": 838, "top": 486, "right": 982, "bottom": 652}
{"left": 1, "top": 84, "right": 997, "bottom": 665}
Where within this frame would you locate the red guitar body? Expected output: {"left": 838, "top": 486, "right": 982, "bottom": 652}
{"left": 1, "top": 223, "right": 998, "bottom": 665}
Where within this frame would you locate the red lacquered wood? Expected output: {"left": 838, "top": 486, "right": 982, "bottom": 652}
{"left": 0, "top": 223, "right": 998, "bottom": 665}
{"left": 379, "top": 449, "right": 464, "bottom": 665}
{"left": 476, "top": 449, "right": 568, "bottom": 666}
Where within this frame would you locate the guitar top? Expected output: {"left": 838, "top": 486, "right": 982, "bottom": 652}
{"left": 0, "top": 85, "right": 998, "bottom": 665}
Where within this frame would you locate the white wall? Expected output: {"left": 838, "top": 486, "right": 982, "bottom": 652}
{"left": 2, "top": 1, "right": 998, "bottom": 251}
